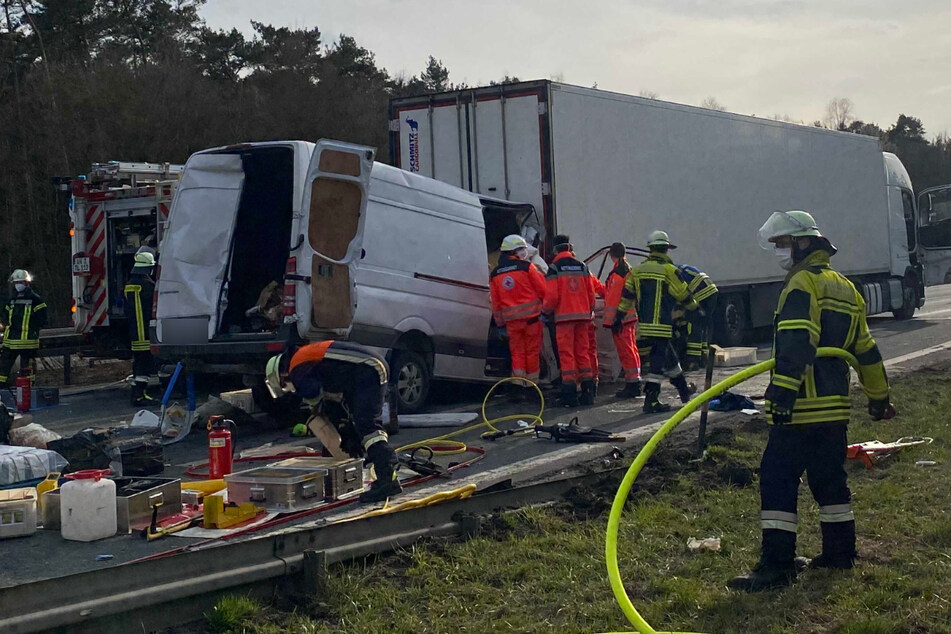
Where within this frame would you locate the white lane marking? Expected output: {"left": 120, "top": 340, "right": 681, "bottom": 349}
{"left": 884, "top": 339, "right": 951, "bottom": 367}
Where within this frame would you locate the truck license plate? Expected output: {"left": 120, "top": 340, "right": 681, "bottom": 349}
{"left": 72, "top": 257, "right": 90, "bottom": 274}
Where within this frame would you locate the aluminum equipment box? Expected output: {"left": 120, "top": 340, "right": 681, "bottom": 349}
{"left": 225, "top": 457, "right": 363, "bottom": 512}
{"left": 43, "top": 476, "right": 181, "bottom": 533}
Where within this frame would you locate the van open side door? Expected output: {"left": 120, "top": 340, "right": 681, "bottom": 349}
{"left": 917, "top": 184, "right": 951, "bottom": 286}
{"left": 156, "top": 154, "right": 244, "bottom": 343}
{"left": 302, "top": 140, "right": 375, "bottom": 332}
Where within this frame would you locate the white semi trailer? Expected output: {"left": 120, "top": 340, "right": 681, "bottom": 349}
{"left": 389, "top": 80, "right": 951, "bottom": 345}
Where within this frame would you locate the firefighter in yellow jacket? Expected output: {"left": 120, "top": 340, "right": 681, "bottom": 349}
{"left": 612, "top": 231, "right": 698, "bottom": 413}
{"left": 1, "top": 270, "right": 47, "bottom": 388}
{"left": 729, "top": 211, "right": 895, "bottom": 592}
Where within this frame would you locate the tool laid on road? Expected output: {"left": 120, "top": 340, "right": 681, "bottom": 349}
{"left": 397, "top": 447, "right": 451, "bottom": 478}
{"left": 534, "top": 418, "right": 625, "bottom": 443}
{"left": 846, "top": 437, "right": 933, "bottom": 469}
{"left": 202, "top": 495, "right": 263, "bottom": 529}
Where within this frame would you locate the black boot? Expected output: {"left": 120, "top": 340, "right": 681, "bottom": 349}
{"left": 615, "top": 382, "right": 642, "bottom": 399}
{"left": 559, "top": 383, "right": 579, "bottom": 408}
{"left": 809, "top": 521, "right": 856, "bottom": 569}
{"left": 360, "top": 442, "right": 403, "bottom": 504}
{"left": 728, "top": 560, "right": 797, "bottom": 592}
{"left": 642, "top": 382, "right": 671, "bottom": 414}
{"left": 670, "top": 375, "right": 696, "bottom": 404}
{"left": 729, "top": 529, "right": 799, "bottom": 592}
{"left": 131, "top": 381, "right": 153, "bottom": 407}
{"left": 579, "top": 380, "right": 595, "bottom": 406}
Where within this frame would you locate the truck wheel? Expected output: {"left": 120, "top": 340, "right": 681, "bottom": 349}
{"left": 892, "top": 277, "right": 918, "bottom": 320}
{"left": 390, "top": 350, "right": 431, "bottom": 414}
{"left": 714, "top": 293, "right": 749, "bottom": 347}
{"left": 251, "top": 381, "right": 303, "bottom": 418}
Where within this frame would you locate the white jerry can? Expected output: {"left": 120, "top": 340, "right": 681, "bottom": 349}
{"left": 60, "top": 469, "right": 117, "bottom": 542}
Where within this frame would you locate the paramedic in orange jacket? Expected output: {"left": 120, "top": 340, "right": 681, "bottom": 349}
{"left": 490, "top": 235, "right": 548, "bottom": 400}
{"left": 587, "top": 272, "right": 606, "bottom": 397}
{"left": 544, "top": 234, "right": 598, "bottom": 407}
{"left": 603, "top": 242, "right": 642, "bottom": 398}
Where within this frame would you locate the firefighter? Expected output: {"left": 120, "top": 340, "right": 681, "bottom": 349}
{"left": 676, "top": 264, "right": 719, "bottom": 371}
{"left": 611, "top": 231, "right": 697, "bottom": 413}
{"left": 0, "top": 270, "right": 47, "bottom": 389}
{"left": 265, "top": 340, "right": 402, "bottom": 504}
{"left": 729, "top": 211, "right": 895, "bottom": 592}
{"left": 125, "top": 249, "right": 156, "bottom": 406}
{"left": 489, "top": 235, "right": 548, "bottom": 400}
{"left": 544, "top": 235, "right": 598, "bottom": 407}
{"left": 603, "top": 243, "right": 642, "bottom": 398}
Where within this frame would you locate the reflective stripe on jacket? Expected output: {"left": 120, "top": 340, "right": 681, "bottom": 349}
{"left": 677, "top": 264, "right": 718, "bottom": 303}
{"left": 617, "top": 253, "right": 697, "bottom": 338}
{"left": 489, "top": 254, "right": 547, "bottom": 325}
{"left": 1, "top": 290, "right": 47, "bottom": 350}
{"left": 543, "top": 250, "right": 597, "bottom": 323}
{"left": 766, "top": 250, "right": 889, "bottom": 425}
{"left": 602, "top": 260, "right": 638, "bottom": 327}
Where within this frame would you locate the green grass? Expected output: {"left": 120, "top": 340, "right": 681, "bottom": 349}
{"left": 203, "top": 365, "right": 951, "bottom": 634}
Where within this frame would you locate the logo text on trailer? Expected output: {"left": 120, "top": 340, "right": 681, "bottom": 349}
{"left": 407, "top": 119, "right": 420, "bottom": 173}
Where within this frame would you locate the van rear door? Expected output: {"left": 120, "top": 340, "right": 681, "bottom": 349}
{"left": 301, "top": 140, "right": 375, "bottom": 335}
{"left": 156, "top": 154, "right": 244, "bottom": 343}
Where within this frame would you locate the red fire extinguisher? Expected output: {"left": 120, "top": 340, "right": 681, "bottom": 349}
{"left": 207, "top": 415, "right": 235, "bottom": 479}
{"left": 15, "top": 376, "right": 31, "bottom": 413}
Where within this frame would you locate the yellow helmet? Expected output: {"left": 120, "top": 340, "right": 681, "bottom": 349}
{"left": 265, "top": 353, "right": 293, "bottom": 399}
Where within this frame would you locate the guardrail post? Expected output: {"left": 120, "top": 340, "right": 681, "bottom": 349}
{"left": 302, "top": 549, "right": 328, "bottom": 595}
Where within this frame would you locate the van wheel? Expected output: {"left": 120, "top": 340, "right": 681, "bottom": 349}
{"left": 390, "top": 350, "right": 431, "bottom": 414}
{"left": 892, "top": 277, "right": 917, "bottom": 320}
{"left": 251, "top": 381, "right": 303, "bottom": 418}
{"left": 714, "top": 293, "right": 749, "bottom": 347}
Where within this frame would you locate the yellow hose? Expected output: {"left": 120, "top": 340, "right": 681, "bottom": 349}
{"left": 395, "top": 376, "right": 546, "bottom": 455}
{"left": 604, "top": 347, "right": 860, "bottom": 634}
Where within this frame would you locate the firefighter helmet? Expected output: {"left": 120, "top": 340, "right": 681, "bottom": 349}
{"left": 757, "top": 210, "right": 824, "bottom": 249}
{"left": 265, "top": 353, "right": 295, "bottom": 399}
{"left": 133, "top": 251, "right": 156, "bottom": 268}
{"left": 646, "top": 230, "right": 676, "bottom": 249}
{"left": 8, "top": 269, "right": 32, "bottom": 284}
{"left": 500, "top": 235, "right": 529, "bottom": 252}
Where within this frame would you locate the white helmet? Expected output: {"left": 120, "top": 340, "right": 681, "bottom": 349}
{"left": 265, "top": 353, "right": 293, "bottom": 399}
{"left": 757, "top": 210, "right": 824, "bottom": 250}
{"left": 133, "top": 251, "right": 156, "bottom": 268}
{"left": 8, "top": 269, "right": 32, "bottom": 284}
{"left": 646, "top": 230, "right": 676, "bottom": 249}
{"left": 500, "top": 234, "right": 529, "bottom": 252}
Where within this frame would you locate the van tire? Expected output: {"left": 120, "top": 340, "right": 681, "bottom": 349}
{"left": 251, "top": 381, "right": 303, "bottom": 417}
{"left": 390, "top": 350, "right": 431, "bottom": 414}
{"left": 714, "top": 292, "right": 750, "bottom": 347}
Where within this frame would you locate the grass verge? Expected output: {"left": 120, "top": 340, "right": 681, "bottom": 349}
{"left": 202, "top": 364, "right": 951, "bottom": 634}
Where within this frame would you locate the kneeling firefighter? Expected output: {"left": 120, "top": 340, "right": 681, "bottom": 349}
{"left": 266, "top": 341, "right": 402, "bottom": 504}
{"left": 729, "top": 211, "right": 896, "bottom": 592}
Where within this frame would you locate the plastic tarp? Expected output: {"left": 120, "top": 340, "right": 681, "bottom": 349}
{"left": 0, "top": 446, "right": 68, "bottom": 486}
{"left": 157, "top": 154, "right": 244, "bottom": 341}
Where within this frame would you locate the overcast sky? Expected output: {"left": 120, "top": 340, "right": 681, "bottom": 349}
{"left": 202, "top": 0, "right": 951, "bottom": 137}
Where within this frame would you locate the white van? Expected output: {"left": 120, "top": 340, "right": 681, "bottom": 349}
{"left": 154, "top": 139, "right": 548, "bottom": 412}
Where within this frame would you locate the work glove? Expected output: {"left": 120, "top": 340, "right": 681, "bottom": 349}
{"left": 611, "top": 315, "right": 624, "bottom": 335}
{"left": 770, "top": 406, "right": 792, "bottom": 425}
{"left": 868, "top": 398, "right": 897, "bottom": 421}
{"left": 765, "top": 382, "right": 797, "bottom": 425}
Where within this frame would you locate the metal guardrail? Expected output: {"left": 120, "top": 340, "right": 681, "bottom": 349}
{"left": 0, "top": 468, "right": 622, "bottom": 634}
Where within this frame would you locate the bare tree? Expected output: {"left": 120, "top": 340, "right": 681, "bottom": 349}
{"left": 700, "top": 96, "right": 727, "bottom": 111}
{"left": 639, "top": 90, "right": 659, "bottom": 100}
{"left": 823, "top": 97, "right": 855, "bottom": 130}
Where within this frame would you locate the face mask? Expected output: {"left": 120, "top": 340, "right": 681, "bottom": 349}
{"left": 14, "top": 283, "right": 26, "bottom": 293}
{"left": 513, "top": 248, "right": 529, "bottom": 261}
{"left": 774, "top": 247, "right": 794, "bottom": 271}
